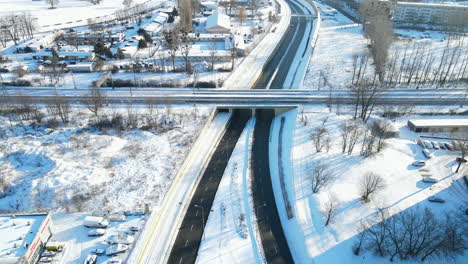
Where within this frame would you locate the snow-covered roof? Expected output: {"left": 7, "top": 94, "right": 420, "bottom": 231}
{"left": 200, "top": 1, "right": 218, "bottom": 10}
{"left": 0, "top": 214, "right": 47, "bottom": 261}
{"left": 397, "top": 1, "right": 468, "bottom": 9}
{"left": 153, "top": 12, "right": 168, "bottom": 24}
{"left": 408, "top": 118, "right": 468, "bottom": 128}
{"left": 35, "top": 51, "right": 95, "bottom": 58}
{"left": 205, "top": 11, "right": 231, "bottom": 31}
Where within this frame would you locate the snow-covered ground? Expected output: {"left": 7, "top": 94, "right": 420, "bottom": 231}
{"left": 196, "top": 118, "right": 265, "bottom": 264}
{"left": 304, "top": 0, "right": 468, "bottom": 90}
{"left": 303, "top": 0, "right": 367, "bottom": 89}
{"left": 0, "top": 105, "right": 210, "bottom": 213}
{"left": 52, "top": 213, "right": 145, "bottom": 264}
{"left": 275, "top": 105, "right": 468, "bottom": 263}
{"left": 0, "top": 0, "right": 157, "bottom": 31}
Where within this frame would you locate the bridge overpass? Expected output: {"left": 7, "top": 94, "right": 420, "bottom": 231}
{"left": 3, "top": 88, "right": 467, "bottom": 105}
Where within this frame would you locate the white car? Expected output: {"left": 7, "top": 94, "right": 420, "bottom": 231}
{"left": 431, "top": 141, "right": 440, "bottom": 150}
{"left": 91, "top": 248, "right": 105, "bottom": 256}
{"left": 424, "top": 141, "right": 433, "bottom": 149}
{"left": 106, "top": 244, "right": 129, "bottom": 256}
{"left": 106, "top": 234, "right": 135, "bottom": 245}
{"left": 422, "top": 149, "right": 433, "bottom": 159}
{"left": 412, "top": 161, "right": 426, "bottom": 167}
{"left": 422, "top": 177, "right": 438, "bottom": 183}
{"left": 88, "top": 229, "right": 106, "bottom": 237}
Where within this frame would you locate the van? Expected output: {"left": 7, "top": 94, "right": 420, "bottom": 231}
{"left": 84, "top": 216, "right": 109, "bottom": 228}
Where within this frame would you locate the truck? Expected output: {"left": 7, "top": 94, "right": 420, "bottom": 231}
{"left": 84, "top": 216, "right": 109, "bottom": 228}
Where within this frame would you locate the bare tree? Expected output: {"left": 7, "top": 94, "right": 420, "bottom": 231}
{"left": 86, "top": 85, "right": 106, "bottom": 117}
{"left": 47, "top": 93, "right": 71, "bottom": 123}
{"left": 370, "top": 119, "right": 392, "bottom": 153}
{"left": 180, "top": 31, "right": 195, "bottom": 72}
{"left": 311, "top": 126, "right": 328, "bottom": 152}
{"left": 208, "top": 42, "right": 218, "bottom": 71}
{"left": 359, "top": 172, "right": 385, "bottom": 202}
{"left": 341, "top": 119, "right": 362, "bottom": 154}
{"left": 239, "top": 6, "right": 247, "bottom": 26}
{"left": 163, "top": 28, "right": 180, "bottom": 71}
{"left": 46, "top": 0, "right": 60, "bottom": 9}
{"left": 310, "top": 162, "right": 335, "bottom": 193}
{"left": 178, "top": 0, "right": 192, "bottom": 32}
{"left": 322, "top": 194, "right": 340, "bottom": 226}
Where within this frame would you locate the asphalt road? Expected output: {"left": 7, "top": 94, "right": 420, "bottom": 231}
{"left": 246, "top": 0, "right": 314, "bottom": 263}
{"left": 254, "top": 0, "right": 311, "bottom": 90}
{"left": 251, "top": 109, "right": 294, "bottom": 264}
{"left": 167, "top": 109, "right": 251, "bottom": 264}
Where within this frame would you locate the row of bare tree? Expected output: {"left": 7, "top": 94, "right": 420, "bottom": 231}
{"left": 0, "top": 13, "right": 36, "bottom": 47}
{"left": 354, "top": 207, "right": 465, "bottom": 261}
{"left": 310, "top": 118, "right": 393, "bottom": 157}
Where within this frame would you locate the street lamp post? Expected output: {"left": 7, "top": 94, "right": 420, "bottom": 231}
{"left": 194, "top": 204, "right": 205, "bottom": 241}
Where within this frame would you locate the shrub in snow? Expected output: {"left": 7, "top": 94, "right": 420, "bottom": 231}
{"left": 359, "top": 172, "right": 385, "bottom": 202}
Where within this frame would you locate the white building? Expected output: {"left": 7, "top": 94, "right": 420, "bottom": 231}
{"left": 205, "top": 11, "right": 231, "bottom": 33}
{"left": 393, "top": 2, "right": 468, "bottom": 27}
{"left": 66, "top": 62, "right": 95, "bottom": 72}
{"left": 0, "top": 213, "right": 54, "bottom": 264}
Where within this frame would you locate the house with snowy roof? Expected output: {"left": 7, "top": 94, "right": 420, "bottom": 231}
{"left": 205, "top": 11, "right": 231, "bottom": 34}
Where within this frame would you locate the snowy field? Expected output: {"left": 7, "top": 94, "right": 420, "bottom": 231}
{"left": 0, "top": 105, "right": 210, "bottom": 213}
{"left": 0, "top": 0, "right": 156, "bottom": 31}
{"left": 275, "top": 105, "right": 468, "bottom": 263}
{"left": 196, "top": 118, "right": 265, "bottom": 264}
{"left": 303, "top": 0, "right": 367, "bottom": 89}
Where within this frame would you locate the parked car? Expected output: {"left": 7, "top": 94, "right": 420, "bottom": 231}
{"left": 422, "top": 149, "right": 433, "bottom": 159}
{"left": 41, "top": 251, "right": 56, "bottom": 257}
{"left": 107, "top": 259, "right": 122, "bottom": 264}
{"left": 438, "top": 142, "right": 446, "bottom": 149}
{"left": 431, "top": 141, "right": 440, "bottom": 149}
{"left": 423, "top": 177, "right": 438, "bottom": 183}
{"left": 106, "top": 234, "right": 135, "bottom": 245}
{"left": 84, "top": 216, "right": 109, "bottom": 228}
{"left": 84, "top": 254, "right": 97, "bottom": 264}
{"left": 129, "top": 226, "right": 140, "bottom": 232}
{"left": 92, "top": 248, "right": 105, "bottom": 256}
{"left": 45, "top": 242, "right": 63, "bottom": 252}
{"left": 412, "top": 161, "right": 426, "bottom": 167}
{"left": 88, "top": 229, "right": 106, "bottom": 237}
{"left": 108, "top": 213, "right": 127, "bottom": 222}
{"left": 39, "top": 257, "right": 53, "bottom": 263}
{"left": 428, "top": 196, "right": 445, "bottom": 203}
{"left": 444, "top": 143, "right": 454, "bottom": 151}
{"left": 106, "top": 244, "right": 129, "bottom": 256}
{"left": 424, "top": 141, "right": 433, "bottom": 149}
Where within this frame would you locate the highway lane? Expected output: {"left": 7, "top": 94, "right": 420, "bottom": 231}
{"left": 167, "top": 110, "right": 251, "bottom": 264}
{"left": 246, "top": 0, "right": 315, "bottom": 263}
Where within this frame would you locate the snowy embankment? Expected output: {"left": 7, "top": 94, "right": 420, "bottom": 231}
{"left": 274, "top": 105, "right": 467, "bottom": 263}
{"left": 222, "top": 0, "right": 291, "bottom": 90}
{"left": 0, "top": 105, "right": 209, "bottom": 213}
{"left": 196, "top": 118, "right": 265, "bottom": 264}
